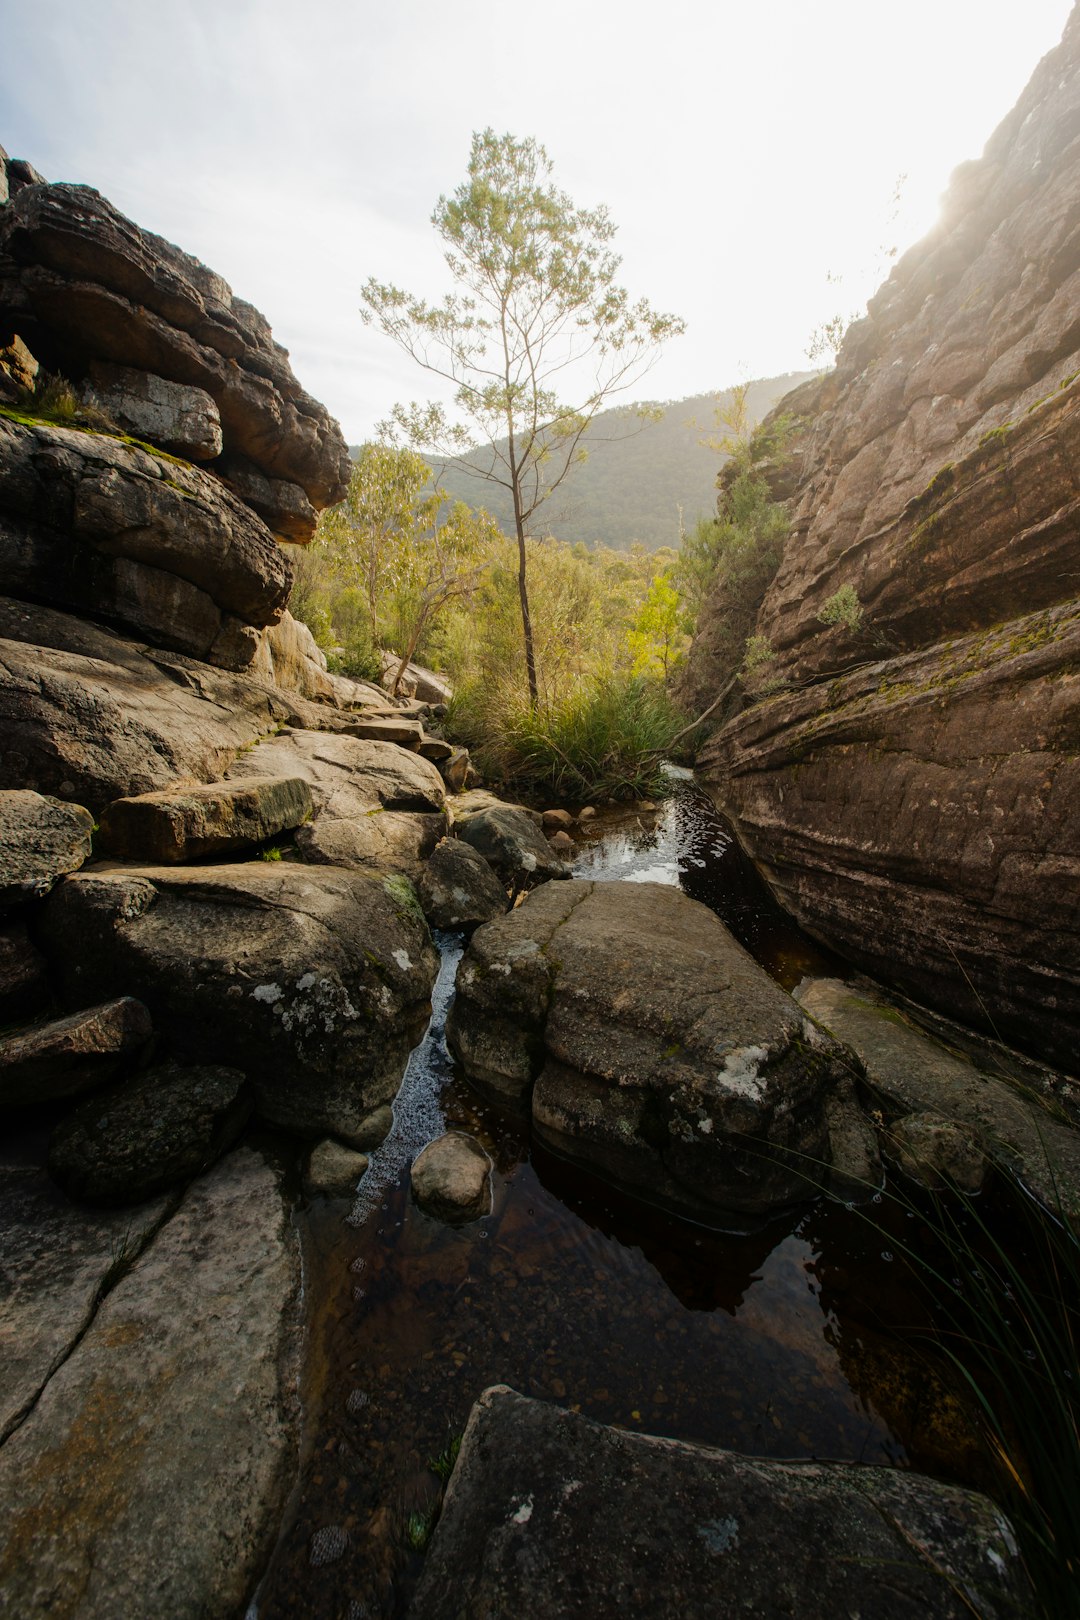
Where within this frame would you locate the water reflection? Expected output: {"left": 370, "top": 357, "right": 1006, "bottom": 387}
{"left": 253, "top": 782, "right": 973, "bottom": 1620}
{"left": 572, "top": 782, "right": 842, "bottom": 989}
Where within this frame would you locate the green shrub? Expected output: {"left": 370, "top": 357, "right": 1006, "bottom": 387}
{"left": 448, "top": 670, "right": 685, "bottom": 801}
{"left": 817, "top": 583, "right": 864, "bottom": 632}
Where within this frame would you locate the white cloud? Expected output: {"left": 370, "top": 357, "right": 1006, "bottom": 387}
{"left": 1, "top": 0, "right": 1073, "bottom": 441}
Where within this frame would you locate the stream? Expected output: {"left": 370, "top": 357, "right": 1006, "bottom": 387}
{"left": 253, "top": 781, "right": 986, "bottom": 1620}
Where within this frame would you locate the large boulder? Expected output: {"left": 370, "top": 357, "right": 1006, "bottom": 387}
{"left": 97, "top": 775, "right": 313, "bottom": 863}
{"left": 38, "top": 863, "right": 438, "bottom": 1143}
{"left": 48, "top": 1061, "right": 252, "bottom": 1205}
{"left": 692, "top": 13, "right": 1080, "bottom": 1068}
{"left": 0, "top": 787, "right": 93, "bottom": 903}
{"left": 448, "top": 880, "right": 851, "bottom": 1222}
{"left": 416, "top": 836, "right": 510, "bottom": 933}
{"left": 83, "top": 361, "right": 222, "bottom": 460}
{"left": 0, "top": 1148, "right": 300, "bottom": 1619}
{"left": 0, "top": 416, "right": 292, "bottom": 666}
{"left": 412, "top": 1386, "right": 1031, "bottom": 1620}
{"left": 454, "top": 800, "right": 569, "bottom": 891}
{"left": 0, "top": 177, "right": 350, "bottom": 522}
{"left": 0, "top": 599, "right": 296, "bottom": 814}
{"left": 225, "top": 729, "right": 447, "bottom": 876}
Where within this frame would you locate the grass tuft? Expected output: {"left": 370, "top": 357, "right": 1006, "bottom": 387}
{"left": 447, "top": 671, "right": 686, "bottom": 802}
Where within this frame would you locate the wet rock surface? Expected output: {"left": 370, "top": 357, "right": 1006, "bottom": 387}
{"left": 416, "top": 836, "right": 510, "bottom": 932}
{"left": 39, "top": 863, "right": 438, "bottom": 1143}
{"left": 0, "top": 787, "right": 93, "bottom": 903}
{"left": 48, "top": 1060, "right": 252, "bottom": 1205}
{"left": 0, "top": 1148, "right": 301, "bottom": 1620}
{"left": 0, "top": 996, "right": 152, "bottom": 1109}
{"left": 449, "top": 880, "right": 851, "bottom": 1221}
{"left": 413, "top": 1386, "right": 1031, "bottom": 1620}
{"left": 797, "top": 977, "right": 1080, "bottom": 1217}
{"left": 411, "top": 1130, "right": 493, "bottom": 1224}
{"left": 98, "top": 773, "right": 313, "bottom": 863}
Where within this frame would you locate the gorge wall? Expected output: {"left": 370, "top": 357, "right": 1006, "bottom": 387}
{"left": 695, "top": 7, "right": 1080, "bottom": 1068}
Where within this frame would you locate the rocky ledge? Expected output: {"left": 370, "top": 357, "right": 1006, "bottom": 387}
{"left": 413, "top": 1386, "right": 1032, "bottom": 1620}
{"left": 448, "top": 879, "right": 868, "bottom": 1222}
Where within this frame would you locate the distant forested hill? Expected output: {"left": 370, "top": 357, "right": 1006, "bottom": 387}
{"left": 362, "top": 371, "right": 818, "bottom": 550}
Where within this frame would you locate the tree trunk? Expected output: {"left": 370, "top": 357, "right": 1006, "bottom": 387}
{"left": 511, "top": 496, "right": 538, "bottom": 703}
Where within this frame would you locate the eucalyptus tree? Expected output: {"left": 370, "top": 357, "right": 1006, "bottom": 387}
{"left": 362, "top": 129, "right": 684, "bottom": 701}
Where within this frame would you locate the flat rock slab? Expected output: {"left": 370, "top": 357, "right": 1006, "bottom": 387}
{"left": 797, "top": 978, "right": 1080, "bottom": 1218}
{"left": 342, "top": 717, "right": 424, "bottom": 748}
{"left": 413, "top": 1387, "right": 1031, "bottom": 1620}
{"left": 449, "top": 880, "right": 851, "bottom": 1222}
{"left": 0, "top": 1148, "right": 300, "bottom": 1619}
{"left": 225, "top": 730, "right": 446, "bottom": 879}
{"left": 97, "top": 775, "right": 313, "bottom": 862}
{"left": 411, "top": 1131, "right": 493, "bottom": 1224}
{"left": 39, "top": 864, "right": 437, "bottom": 1143}
{"left": 0, "top": 1159, "right": 168, "bottom": 1444}
{"left": 0, "top": 997, "right": 152, "bottom": 1110}
{"left": 49, "top": 1061, "right": 252, "bottom": 1206}
{"left": 416, "top": 837, "right": 510, "bottom": 933}
{"left": 0, "top": 789, "right": 94, "bottom": 904}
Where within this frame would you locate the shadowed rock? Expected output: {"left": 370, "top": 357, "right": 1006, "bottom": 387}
{"left": 411, "top": 1131, "right": 493, "bottom": 1224}
{"left": 0, "top": 178, "right": 350, "bottom": 519}
{"left": 416, "top": 837, "right": 510, "bottom": 933}
{"left": 0, "top": 997, "right": 152, "bottom": 1110}
{"left": 38, "top": 863, "right": 438, "bottom": 1144}
{"left": 454, "top": 801, "right": 569, "bottom": 891}
{"left": 0, "top": 416, "right": 292, "bottom": 664}
{"left": 48, "top": 1061, "right": 252, "bottom": 1206}
{"left": 412, "top": 1386, "right": 1031, "bottom": 1620}
{"left": 0, "top": 1148, "right": 300, "bottom": 1619}
{"left": 0, "top": 787, "right": 94, "bottom": 904}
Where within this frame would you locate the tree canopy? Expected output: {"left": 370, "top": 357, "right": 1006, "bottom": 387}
{"left": 362, "top": 128, "right": 684, "bottom": 699}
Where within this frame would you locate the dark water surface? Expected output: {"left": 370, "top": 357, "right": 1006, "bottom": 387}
{"left": 252, "top": 783, "right": 983, "bottom": 1620}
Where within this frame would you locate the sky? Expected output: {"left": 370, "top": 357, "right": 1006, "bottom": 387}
{"left": 0, "top": 0, "right": 1075, "bottom": 444}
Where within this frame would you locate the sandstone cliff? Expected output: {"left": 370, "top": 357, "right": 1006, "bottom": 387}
{"left": 695, "top": 8, "right": 1080, "bottom": 1068}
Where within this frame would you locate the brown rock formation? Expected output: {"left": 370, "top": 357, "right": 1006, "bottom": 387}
{"left": 695, "top": 9, "right": 1080, "bottom": 1066}
{"left": 0, "top": 159, "right": 350, "bottom": 537}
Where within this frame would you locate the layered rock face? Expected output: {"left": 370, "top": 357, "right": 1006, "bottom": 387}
{"left": 0, "top": 148, "right": 350, "bottom": 674}
{"left": 0, "top": 159, "right": 350, "bottom": 525}
{"left": 696, "top": 10, "right": 1080, "bottom": 1066}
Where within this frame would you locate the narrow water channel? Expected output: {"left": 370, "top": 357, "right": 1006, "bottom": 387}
{"left": 253, "top": 782, "right": 985, "bottom": 1620}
